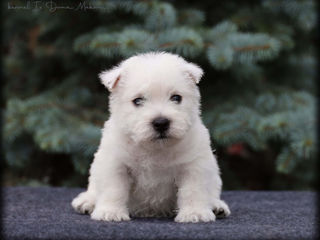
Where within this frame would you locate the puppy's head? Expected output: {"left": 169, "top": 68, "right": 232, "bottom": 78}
{"left": 99, "top": 52, "right": 203, "bottom": 145}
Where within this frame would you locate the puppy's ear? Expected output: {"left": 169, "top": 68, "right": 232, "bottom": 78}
{"left": 184, "top": 62, "right": 203, "bottom": 84}
{"left": 99, "top": 66, "right": 122, "bottom": 92}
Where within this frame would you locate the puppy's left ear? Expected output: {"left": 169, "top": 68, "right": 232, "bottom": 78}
{"left": 99, "top": 66, "right": 122, "bottom": 92}
{"left": 184, "top": 62, "right": 204, "bottom": 84}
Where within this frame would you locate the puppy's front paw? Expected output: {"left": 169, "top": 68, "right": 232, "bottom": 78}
{"left": 91, "top": 207, "right": 130, "bottom": 222}
{"left": 175, "top": 208, "right": 216, "bottom": 223}
{"left": 72, "top": 191, "right": 96, "bottom": 214}
{"left": 212, "top": 199, "right": 231, "bottom": 218}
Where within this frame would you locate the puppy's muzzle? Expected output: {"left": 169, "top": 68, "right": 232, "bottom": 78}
{"left": 152, "top": 117, "right": 170, "bottom": 135}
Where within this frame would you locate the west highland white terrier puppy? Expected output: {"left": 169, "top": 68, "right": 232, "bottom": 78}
{"left": 72, "top": 52, "right": 230, "bottom": 223}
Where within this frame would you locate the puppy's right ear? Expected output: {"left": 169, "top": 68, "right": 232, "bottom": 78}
{"left": 99, "top": 66, "right": 122, "bottom": 92}
{"left": 184, "top": 62, "right": 203, "bottom": 84}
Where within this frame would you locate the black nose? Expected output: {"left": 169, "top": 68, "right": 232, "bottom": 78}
{"left": 152, "top": 117, "right": 170, "bottom": 132}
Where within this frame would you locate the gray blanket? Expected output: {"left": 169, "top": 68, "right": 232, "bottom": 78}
{"left": 2, "top": 187, "right": 318, "bottom": 240}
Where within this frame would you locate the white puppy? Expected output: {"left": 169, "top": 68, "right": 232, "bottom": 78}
{"left": 72, "top": 52, "right": 230, "bottom": 223}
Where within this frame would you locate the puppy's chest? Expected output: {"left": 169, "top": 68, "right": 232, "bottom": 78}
{"left": 125, "top": 150, "right": 180, "bottom": 198}
{"left": 124, "top": 150, "right": 182, "bottom": 215}
{"left": 127, "top": 165, "right": 178, "bottom": 215}
{"left": 127, "top": 157, "right": 178, "bottom": 197}
{"left": 128, "top": 163, "right": 177, "bottom": 190}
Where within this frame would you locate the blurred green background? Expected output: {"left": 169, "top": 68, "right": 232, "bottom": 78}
{"left": 3, "top": 0, "right": 317, "bottom": 190}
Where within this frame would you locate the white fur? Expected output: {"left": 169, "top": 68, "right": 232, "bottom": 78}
{"left": 72, "top": 52, "right": 230, "bottom": 222}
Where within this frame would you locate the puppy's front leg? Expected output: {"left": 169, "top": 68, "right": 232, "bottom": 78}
{"left": 175, "top": 161, "right": 217, "bottom": 223}
{"left": 90, "top": 155, "right": 131, "bottom": 222}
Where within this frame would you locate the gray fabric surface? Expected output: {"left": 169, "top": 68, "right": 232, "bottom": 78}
{"left": 2, "top": 187, "right": 318, "bottom": 240}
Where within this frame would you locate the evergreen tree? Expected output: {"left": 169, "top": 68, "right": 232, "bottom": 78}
{"left": 3, "top": 0, "right": 316, "bottom": 189}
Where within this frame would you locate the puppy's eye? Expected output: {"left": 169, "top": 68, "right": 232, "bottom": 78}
{"left": 170, "top": 94, "right": 182, "bottom": 104}
{"left": 132, "top": 97, "right": 145, "bottom": 107}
